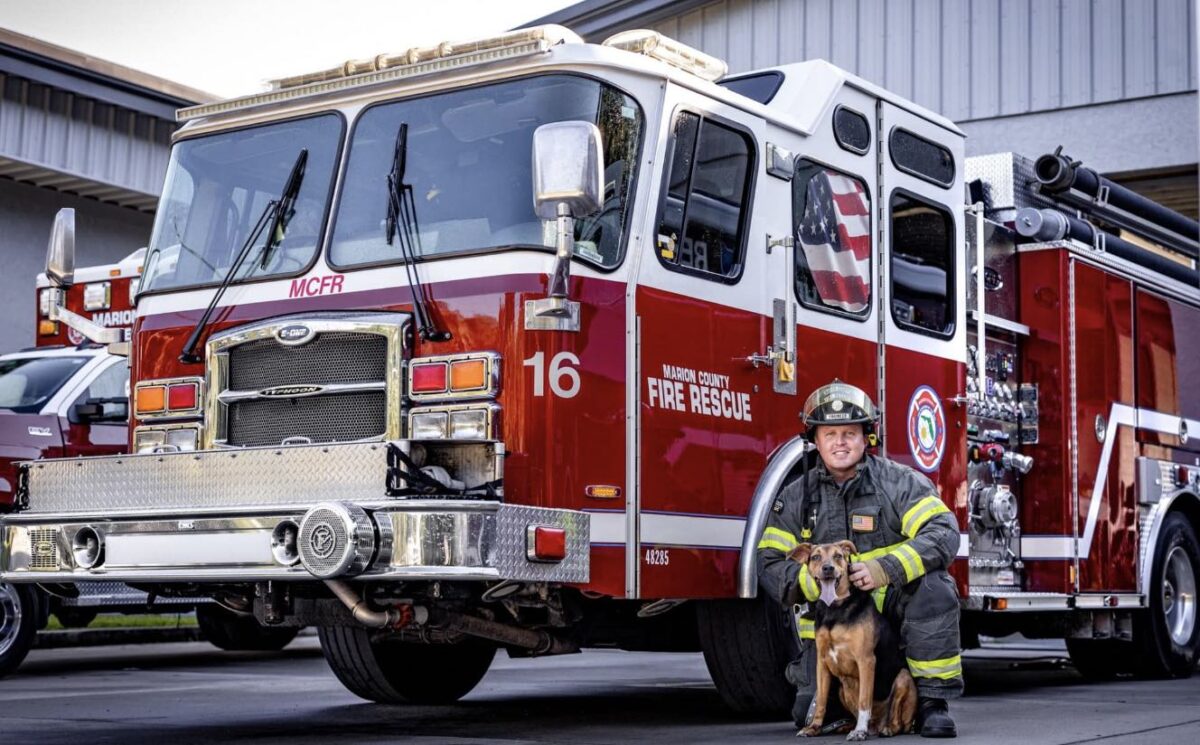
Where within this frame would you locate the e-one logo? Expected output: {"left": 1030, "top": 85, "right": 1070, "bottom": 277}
{"left": 276, "top": 324, "right": 313, "bottom": 344}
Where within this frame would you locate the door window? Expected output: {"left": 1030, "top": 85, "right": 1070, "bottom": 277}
{"left": 73, "top": 359, "right": 130, "bottom": 421}
{"left": 889, "top": 192, "right": 955, "bottom": 337}
{"left": 655, "top": 112, "right": 754, "bottom": 281}
{"left": 792, "top": 159, "right": 872, "bottom": 317}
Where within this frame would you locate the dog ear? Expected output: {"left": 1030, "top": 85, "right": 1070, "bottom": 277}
{"left": 788, "top": 542, "right": 814, "bottom": 565}
{"left": 835, "top": 540, "right": 858, "bottom": 560}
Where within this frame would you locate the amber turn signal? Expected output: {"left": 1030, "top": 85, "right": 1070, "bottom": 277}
{"left": 135, "top": 385, "right": 166, "bottom": 414}
{"left": 449, "top": 358, "right": 487, "bottom": 391}
{"left": 38, "top": 320, "right": 59, "bottom": 336}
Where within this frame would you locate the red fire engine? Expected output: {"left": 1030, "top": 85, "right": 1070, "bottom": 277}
{"left": 35, "top": 249, "right": 142, "bottom": 348}
{"left": 1, "top": 26, "right": 1196, "bottom": 711}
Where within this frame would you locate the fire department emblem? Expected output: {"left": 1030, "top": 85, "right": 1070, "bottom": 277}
{"left": 907, "top": 385, "right": 946, "bottom": 473}
{"left": 67, "top": 326, "right": 85, "bottom": 345}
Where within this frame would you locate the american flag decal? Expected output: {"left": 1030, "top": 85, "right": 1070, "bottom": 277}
{"left": 797, "top": 169, "right": 871, "bottom": 313}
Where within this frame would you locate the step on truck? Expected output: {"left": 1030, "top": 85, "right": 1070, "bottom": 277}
{"left": 1, "top": 26, "right": 1197, "bottom": 710}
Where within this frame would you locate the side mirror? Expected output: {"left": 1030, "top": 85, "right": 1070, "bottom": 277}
{"left": 528, "top": 122, "right": 603, "bottom": 327}
{"left": 71, "top": 397, "right": 129, "bottom": 425}
{"left": 532, "top": 121, "right": 604, "bottom": 220}
{"left": 46, "top": 208, "right": 76, "bottom": 287}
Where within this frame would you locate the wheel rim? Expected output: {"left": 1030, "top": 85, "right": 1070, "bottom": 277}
{"left": 0, "top": 583, "right": 22, "bottom": 657}
{"left": 1162, "top": 546, "right": 1197, "bottom": 647}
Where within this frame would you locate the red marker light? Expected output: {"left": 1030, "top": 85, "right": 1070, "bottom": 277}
{"left": 410, "top": 362, "right": 448, "bottom": 394}
{"left": 526, "top": 525, "right": 567, "bottom": 562}
{"left": 167, "top": 382, "right": 198, "bottom": 411}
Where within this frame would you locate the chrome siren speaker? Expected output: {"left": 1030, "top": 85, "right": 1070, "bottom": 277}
{"left": 297, "top": 502, "right": 376, "bottom": 578}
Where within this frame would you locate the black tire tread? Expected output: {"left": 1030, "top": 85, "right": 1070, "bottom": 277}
{"left": 696, "top": 597, "right": 796, "bottom": 716}
{"left": 1135, "top": 512, "right": 1200, "bottom": 679}
{"left": 0, "top": 584, "right": 39, "bottom": 679}
{"left": 318, "top": 624, "right": 495, "bottom": 705}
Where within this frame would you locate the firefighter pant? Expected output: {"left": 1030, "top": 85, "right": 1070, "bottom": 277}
{"left": 789, "top": 568, "right": 964, "bottom": 722}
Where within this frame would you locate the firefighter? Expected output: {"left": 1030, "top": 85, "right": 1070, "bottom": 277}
{"left": 757, "top": 380, "right": 962, "bottom": 738}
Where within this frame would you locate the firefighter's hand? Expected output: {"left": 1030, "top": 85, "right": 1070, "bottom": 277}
{"left": 849, "top": 560, "right": 889, "bottom": 591}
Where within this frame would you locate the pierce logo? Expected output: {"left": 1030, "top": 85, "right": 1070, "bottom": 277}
{"left": 309, "top": 524, "right": 337, "bottom": 559}
{"left": 276, "top": 324, "right": 314, "bottom": 344}
{"left": 260, "top": 385, "right": 323, "bottom": 397}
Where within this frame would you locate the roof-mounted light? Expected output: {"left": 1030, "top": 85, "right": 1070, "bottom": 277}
{"left": 602, "top": 29, "right": 727, "bottom": 82}
{"left": 177, "top": 25, "right": 582, "bottom": 123}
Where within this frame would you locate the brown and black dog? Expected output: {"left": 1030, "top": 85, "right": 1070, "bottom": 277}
{"left": 791, "top": 541, "right": 917, "bottom": 740}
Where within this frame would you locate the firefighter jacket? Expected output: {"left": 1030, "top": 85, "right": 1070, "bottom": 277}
{"left": 756, "top": 453, "right": 958, "bottom": 607}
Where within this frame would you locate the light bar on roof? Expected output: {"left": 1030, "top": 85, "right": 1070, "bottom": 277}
{"left": 177, "top": 25, "right": 582, "bottom": 123}
{"left": 602, "top": 29, "right": 727, "bottom": 82}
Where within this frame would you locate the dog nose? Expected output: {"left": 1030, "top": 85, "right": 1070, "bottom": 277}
{"left": 821, "top": 563, "right": 836, "bottom": 579}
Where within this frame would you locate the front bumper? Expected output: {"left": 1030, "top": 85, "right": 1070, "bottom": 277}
{"left": 0, "top": 441, "right": 588, "bottom": 585}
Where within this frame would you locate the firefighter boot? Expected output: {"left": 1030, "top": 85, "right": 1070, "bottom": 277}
{"left": 917, "top": 698, "right": 957, "bottom": 738}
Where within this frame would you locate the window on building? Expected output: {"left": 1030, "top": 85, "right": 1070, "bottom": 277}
{"left": 792, "top": 160, "right": 872, "bottom": 317}
{"left": 655, "top": 112, "right": 754, "bottom": 281}
{"left": 890, "top": 192, "right": 954, "bottom": 336}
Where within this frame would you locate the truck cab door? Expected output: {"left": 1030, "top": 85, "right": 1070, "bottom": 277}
{"left": 633, "top": 89, "right": 767, "bottom": 598}
{"left": 876, "top": 101, "right": 968, "bottom": 573}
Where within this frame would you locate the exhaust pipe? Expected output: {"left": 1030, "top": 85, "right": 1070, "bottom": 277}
{"left": 435, "top": 611, "right": 577, "bottom": 655}
{"left": 324, "top": 579, "right": 427, "bottom": 629}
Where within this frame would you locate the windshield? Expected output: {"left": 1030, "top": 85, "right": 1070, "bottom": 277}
{"left": 330, "top": 75, "right": 643, "bottom": 269}
{"left": 0, "top": 356, "right": 88, "bottom": 413}
{"left": 141, "top": 114, "right": 343, "bottom": 293}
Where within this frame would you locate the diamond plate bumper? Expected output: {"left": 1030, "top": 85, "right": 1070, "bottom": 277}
{"left": 0, "top": 442, "right": 588, "bottom": 585}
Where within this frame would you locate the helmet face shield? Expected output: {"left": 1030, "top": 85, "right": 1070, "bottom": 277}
{"left": 802, "top": 380, "right": 879, "bottom": 432}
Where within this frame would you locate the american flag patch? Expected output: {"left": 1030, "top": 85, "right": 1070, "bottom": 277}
{"left": 851, "top": 514, "right": 875, "bottom": 532}
{"left": 796, "top": 169, "right": 871, "bottom": 313}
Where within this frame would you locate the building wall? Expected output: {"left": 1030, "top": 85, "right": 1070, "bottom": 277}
{"left": 1, "top": 177, "right": 153, "bottom": 353}
{"left": 541, "top": 0, "right": 1198, "bottom": 194}
{"left": 646, "top": 0, "right": 1195, "bottom": 123}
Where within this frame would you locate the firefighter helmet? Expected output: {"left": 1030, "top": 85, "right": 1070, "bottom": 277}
{"left": 802, "top": 380, "right": 879, "bottom": 440}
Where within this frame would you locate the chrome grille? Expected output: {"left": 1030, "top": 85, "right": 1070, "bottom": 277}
{"left": 228, "top": 391, "right": 387, "bottom": 447}
{"left": 229, "top": 333, "right": 387, "bottom": 390}
{"left": 205, "top": 313, "right": 408, "bottom": 449}
{"left": 29, "top": 528, "right": 59, "bottom": 570}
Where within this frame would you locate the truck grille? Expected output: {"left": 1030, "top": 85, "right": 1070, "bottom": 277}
{"left": 206, "top": 313, "right": 408, "bottom": 449}
{"left": 29, "top": 528, "right": 59, "bottom": 570}
{"left": 229, "top": 333, "right": 387, "bottom": 390}
{"left": 228, "top": 391, "right": 387, "bottom": 447}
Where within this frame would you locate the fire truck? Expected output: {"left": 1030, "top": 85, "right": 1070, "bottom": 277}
{"left": 1, "top": 26, "right": 1196, "bottom": 711}
{"left": 34, "top": 249, "right": 142, "bottom": 348}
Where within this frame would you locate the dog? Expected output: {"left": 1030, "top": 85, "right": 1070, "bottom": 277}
{"left": 790, "top": 540, "right": 917, "bottom": 740}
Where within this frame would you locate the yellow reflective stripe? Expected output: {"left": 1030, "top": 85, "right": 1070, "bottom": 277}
{"left": 757, "top": 539, "right": 793, "bottom": 552}
{"left": 907, "top": 655, "right": 963, "bottom": 679}
{"left": 797, "top": 617, "right": 815, "bottom": 640}
{"left": 763, "top": 527, "right": 798, "bottom": 548}
{"left": 852, "top": 538, "right": 911, "bottom": 563}
{"left": 890, "top": 543, "right": 926, "bottom": 583}
{"left": 798, "top": 564, "right": 820, "bottom": 601}
{"left": 871, "top": 587, "right": 887, "bottom": 614}
{"left": 901, "top": 495, "right": 951, "bottom": 538}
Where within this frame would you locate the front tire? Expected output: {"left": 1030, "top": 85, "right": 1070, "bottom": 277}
{"left": 0, "top": 583, "right": 39, "bottom": 678}
{"left": 696, "top": 595, "right": 798, "bottom": 717}
{"left": 196, "top": 604, "right": 300, "bottom": 652}
{"left": 318, "top": 624, "right": 495, "bottom": 704}
{"left": 1136, "top": 512, "right": 1200, "bottom": 678}
{"left": 54, "top": 608, "right": 99, "bottom": 629}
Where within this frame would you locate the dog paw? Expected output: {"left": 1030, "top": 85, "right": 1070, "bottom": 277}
{"left": 845, "top": 729, "right": 868, "bottom": 742}
{"left": 797, "top": 725, "right": 822, "bottom": 737}
{"left": 879, "top": 727, "right": 894, "bottom": 738}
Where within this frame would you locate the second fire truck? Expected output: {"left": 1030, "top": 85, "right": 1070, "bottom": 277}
{"left": 1, "top": 26, "right": 1197, "bottom": 711}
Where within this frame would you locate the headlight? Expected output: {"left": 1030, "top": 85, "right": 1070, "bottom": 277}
{"left": 410, "top": 411, "right": 448, "bottom": 440}
{"left": 134, "top": 425, "right": 199, "bottom": 453}
{"left": 39, "top": 288, "right": 52, "bottom": 317}
{"left": 408, "top": 405, "right": 498, "bottom": 440}
{"left": 84, "top": 282, "right": 112, "bottom": 311}
{"left": 448, "top": 409, "right": 488, "bottom": 439}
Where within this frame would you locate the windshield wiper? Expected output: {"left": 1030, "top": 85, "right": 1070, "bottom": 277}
{"left": 178, "top": 148, "right": 308, "bottom": 364}
{"left": 386, "top": 123, "right": 450, "bottom": 342}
